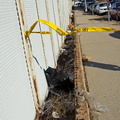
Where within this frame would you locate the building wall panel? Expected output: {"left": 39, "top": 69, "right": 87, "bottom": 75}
{"left": 52, "top": 0, "right": 62, "bottom": 48}
{"left": 23, "top": 0, "right": 49, "bottom": 105}
{"left": 37, "top": 0, "right": 55, "bottom": 68}
{"left": 46, "top": 0, "right": 59, "bottom": 61}
{"left": 0, "top": 1, "right": 36, "bottom": 120}
{"left": 0, "top": 0, "right": 72, "bottom": 119}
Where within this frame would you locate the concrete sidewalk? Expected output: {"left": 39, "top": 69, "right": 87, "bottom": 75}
{"left": 74, "top": 7, "right": 120, "bottom": 120}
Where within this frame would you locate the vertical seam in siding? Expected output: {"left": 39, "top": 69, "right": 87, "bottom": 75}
{"left": 16, "top": 0, "right": 42, "bottom": 115}
{"left": 51, "top": 0, "right": 60, "bottom": 51}
{"left": 15, "top": 0, "right": 36, "bottom": 109}
{"left": 35, "top": 0, "right": 48, "bottom": 68}
{"left": 57, "top": 0, "right": 63, "bottom": 44}
{"left": 45, "top": 0, "right": 57, "bottom": 67}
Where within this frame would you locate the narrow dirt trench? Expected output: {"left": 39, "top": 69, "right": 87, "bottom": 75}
{"left": 37, "top": 10, "right": 90, "bottom": 120}
{"left": 41, "top": 33, "right": 75, "bottom": 120}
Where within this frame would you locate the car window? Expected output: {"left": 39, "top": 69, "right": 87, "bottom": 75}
{"left": 99, "top": 3, "right": 107, "bottom": 7}
{"left": 89, "top": 3, "right": 94, "bottom": 5}
{"left": 111, "top": 0, "right": 116, "bottom": 2}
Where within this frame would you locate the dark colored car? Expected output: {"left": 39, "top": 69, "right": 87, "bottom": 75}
{"left": 110, "top": 2, "right": 120, "bottom": 20}
{"left": 110, "top": 0, "right": 120, "bottom": 4}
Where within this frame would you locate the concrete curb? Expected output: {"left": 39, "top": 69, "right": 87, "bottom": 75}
{"left": 74, "top": 11, "right": 90, "bottom": 120}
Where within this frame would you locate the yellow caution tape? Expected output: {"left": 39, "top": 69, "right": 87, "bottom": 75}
{"left": 39, "top": 19, "right": 68, "bottom": 36}
{"left": 24, "top": 19, "right": 68, "bottom": 37}
{"left": 31, "top": 31, "right": 51, "bottom": 34}
{"left": 24, "top": 31, "right": 51, "bottom": 37}
{"left": 73, "top": 27, "right": 120, "bottom": 32}
{"left": 24, "top": 19, "right": 120, "bottom": 37}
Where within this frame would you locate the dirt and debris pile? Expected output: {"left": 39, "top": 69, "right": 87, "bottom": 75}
{"left": 41, "top": 91, "right": 75, "bottom": 120}
{"left": 44, "top": 34, "right": 75, "bottom": 91}
{"left": 57, "top": 35, "right": 75, "bottom": 84}
{"left": 40, "top": 34, "right": 75, "bottom": 120}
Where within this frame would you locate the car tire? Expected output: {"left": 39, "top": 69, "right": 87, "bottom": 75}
{"left": 110, "top": 14, "right": 112, "bottom": 21}
{"left": 96, "top": 11, "right": 98, "bottom": 15}
{"left": 116, "top": 14, "right": 119, "bottom": 21}
{"left": 97, "top": 11, "right": 100, "bottom": 15}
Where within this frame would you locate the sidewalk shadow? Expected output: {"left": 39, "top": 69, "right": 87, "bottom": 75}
{"left": 88, "top": 14, "right": 109, "bottom": 21}
{"left": 84, "top": 61, "right": 120, "bottom": 71}
{"left": 83, "top": 13, "right": 92, "bottom": 15}
{"left": 89, "top": 17, "right": 107, "bottom": 21}
{"left": 109, "top": 31, "right": 120, "bottom": 39}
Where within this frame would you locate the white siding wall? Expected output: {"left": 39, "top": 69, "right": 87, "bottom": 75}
{"left": 46, "top": 0, "right": 59, "bottom": 61}
{"left": 52, "top": 0, "right": 62, "bottom": 49}
{"left": 0, "top": 1, "right": 36, "bottom": 120}
{"left": 23, "top": 0, "right": 49, "bottom": 105}
{"left": 0, "top": 0, "right": 72, "bottom": 119}
{"left": 37, "top": 0, "right": 55, "bottom": 68}
{"left": 59, "top": 0, "right": 64, "bottom": 30}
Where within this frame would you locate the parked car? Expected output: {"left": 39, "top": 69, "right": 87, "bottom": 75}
{"left": 83, "top": 1, "right": 94, "bottom": 12}
{"left": 111, "top": 0, "right": 120, "bottom": 4}
{"left": 110, "top": 2, "right": 120, "bottom": 20}
{"left": 95, "top": 2, "right": 110, "bottom": 15}
{"left": 89, "top": 3, "right": 97, "bottom": 14}
{"left": 81, "top": 0, "right": 94, "bottom": 8}
{"left": 74, "top": 0, "right": 82, "bottom": 6}
{"left": 87, "top": 2, "right": 95, "bottom": 11}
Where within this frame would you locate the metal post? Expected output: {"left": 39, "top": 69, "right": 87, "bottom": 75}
{"left": 84, "top": 0, "right": 87, "bottom": 12}
{"left": 92, "top": 6, "right": 94, "bottom": 15}
{"left": 107, "top": 1, "right": 111, "bottom": 22}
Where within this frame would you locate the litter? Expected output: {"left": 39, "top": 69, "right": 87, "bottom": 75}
{"left": 57, "top": 35, "right": 75, "bottom": 74}
{"left": 41, "top": 91, "right": 75, "bottom": 120}
{"left": 42, "top": 34, "right": 75, "bottom": 120}
{"left": 52, "top": 111, "right": 60, "bottom": 118}
{"left": 76, "top": 89, "right": 108, "bottom": 120}
{"left": 45, "top": 67, "right": 74, "bottom": 91}
{"left": 64, "top": 35, "right": 74, "bottom": 45}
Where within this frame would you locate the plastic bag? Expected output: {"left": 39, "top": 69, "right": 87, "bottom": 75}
{"left": 45, "top": 67, "right": 74, "bottom": 90}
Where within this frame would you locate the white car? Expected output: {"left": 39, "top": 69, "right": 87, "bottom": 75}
{"left": 95, "top": 2, "right": 110, "bottom": 15}
{"left": 75, "top": 1, "right": 82, "bottom": 6}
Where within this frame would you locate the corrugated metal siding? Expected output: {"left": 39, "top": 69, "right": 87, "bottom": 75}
{"left": 57, "top": 0, "right": 70, "bottom": 43}
{"left": 62, "top": 0, "right": 65, "bottom": 30}
{"left": 1, "top": 0, "right": 72, "bottom": 119}
{"left": 23, "top": 0, "right": 49, "bottom": 105}
{"left": 52, "top": 0, "right": 62, "bottom": 49}
{"left": 37, "top": 0, "right": 55, "bottom": 68}
{"left": 63, "top": 0, "right": 66, "bottom": 30}
{"left": 57, "top": 0, "right": 64, "bottom": 43}
{"left": 59, "top": 0, "right": 63, "bottom": 30}
{"left": 0, "top": 1, "right": 36, "bottom": 120}
{"left": 23, "top": 0, "right": 47, "bottom": 69}
{"left": 47, "top": 0, "right": 59, "bottom": 60}
{"left": 65, "top": 0, "right": 69, "bottom": 29}
{"left": 64, "top": 0, "right": 69, "bottom": 31}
